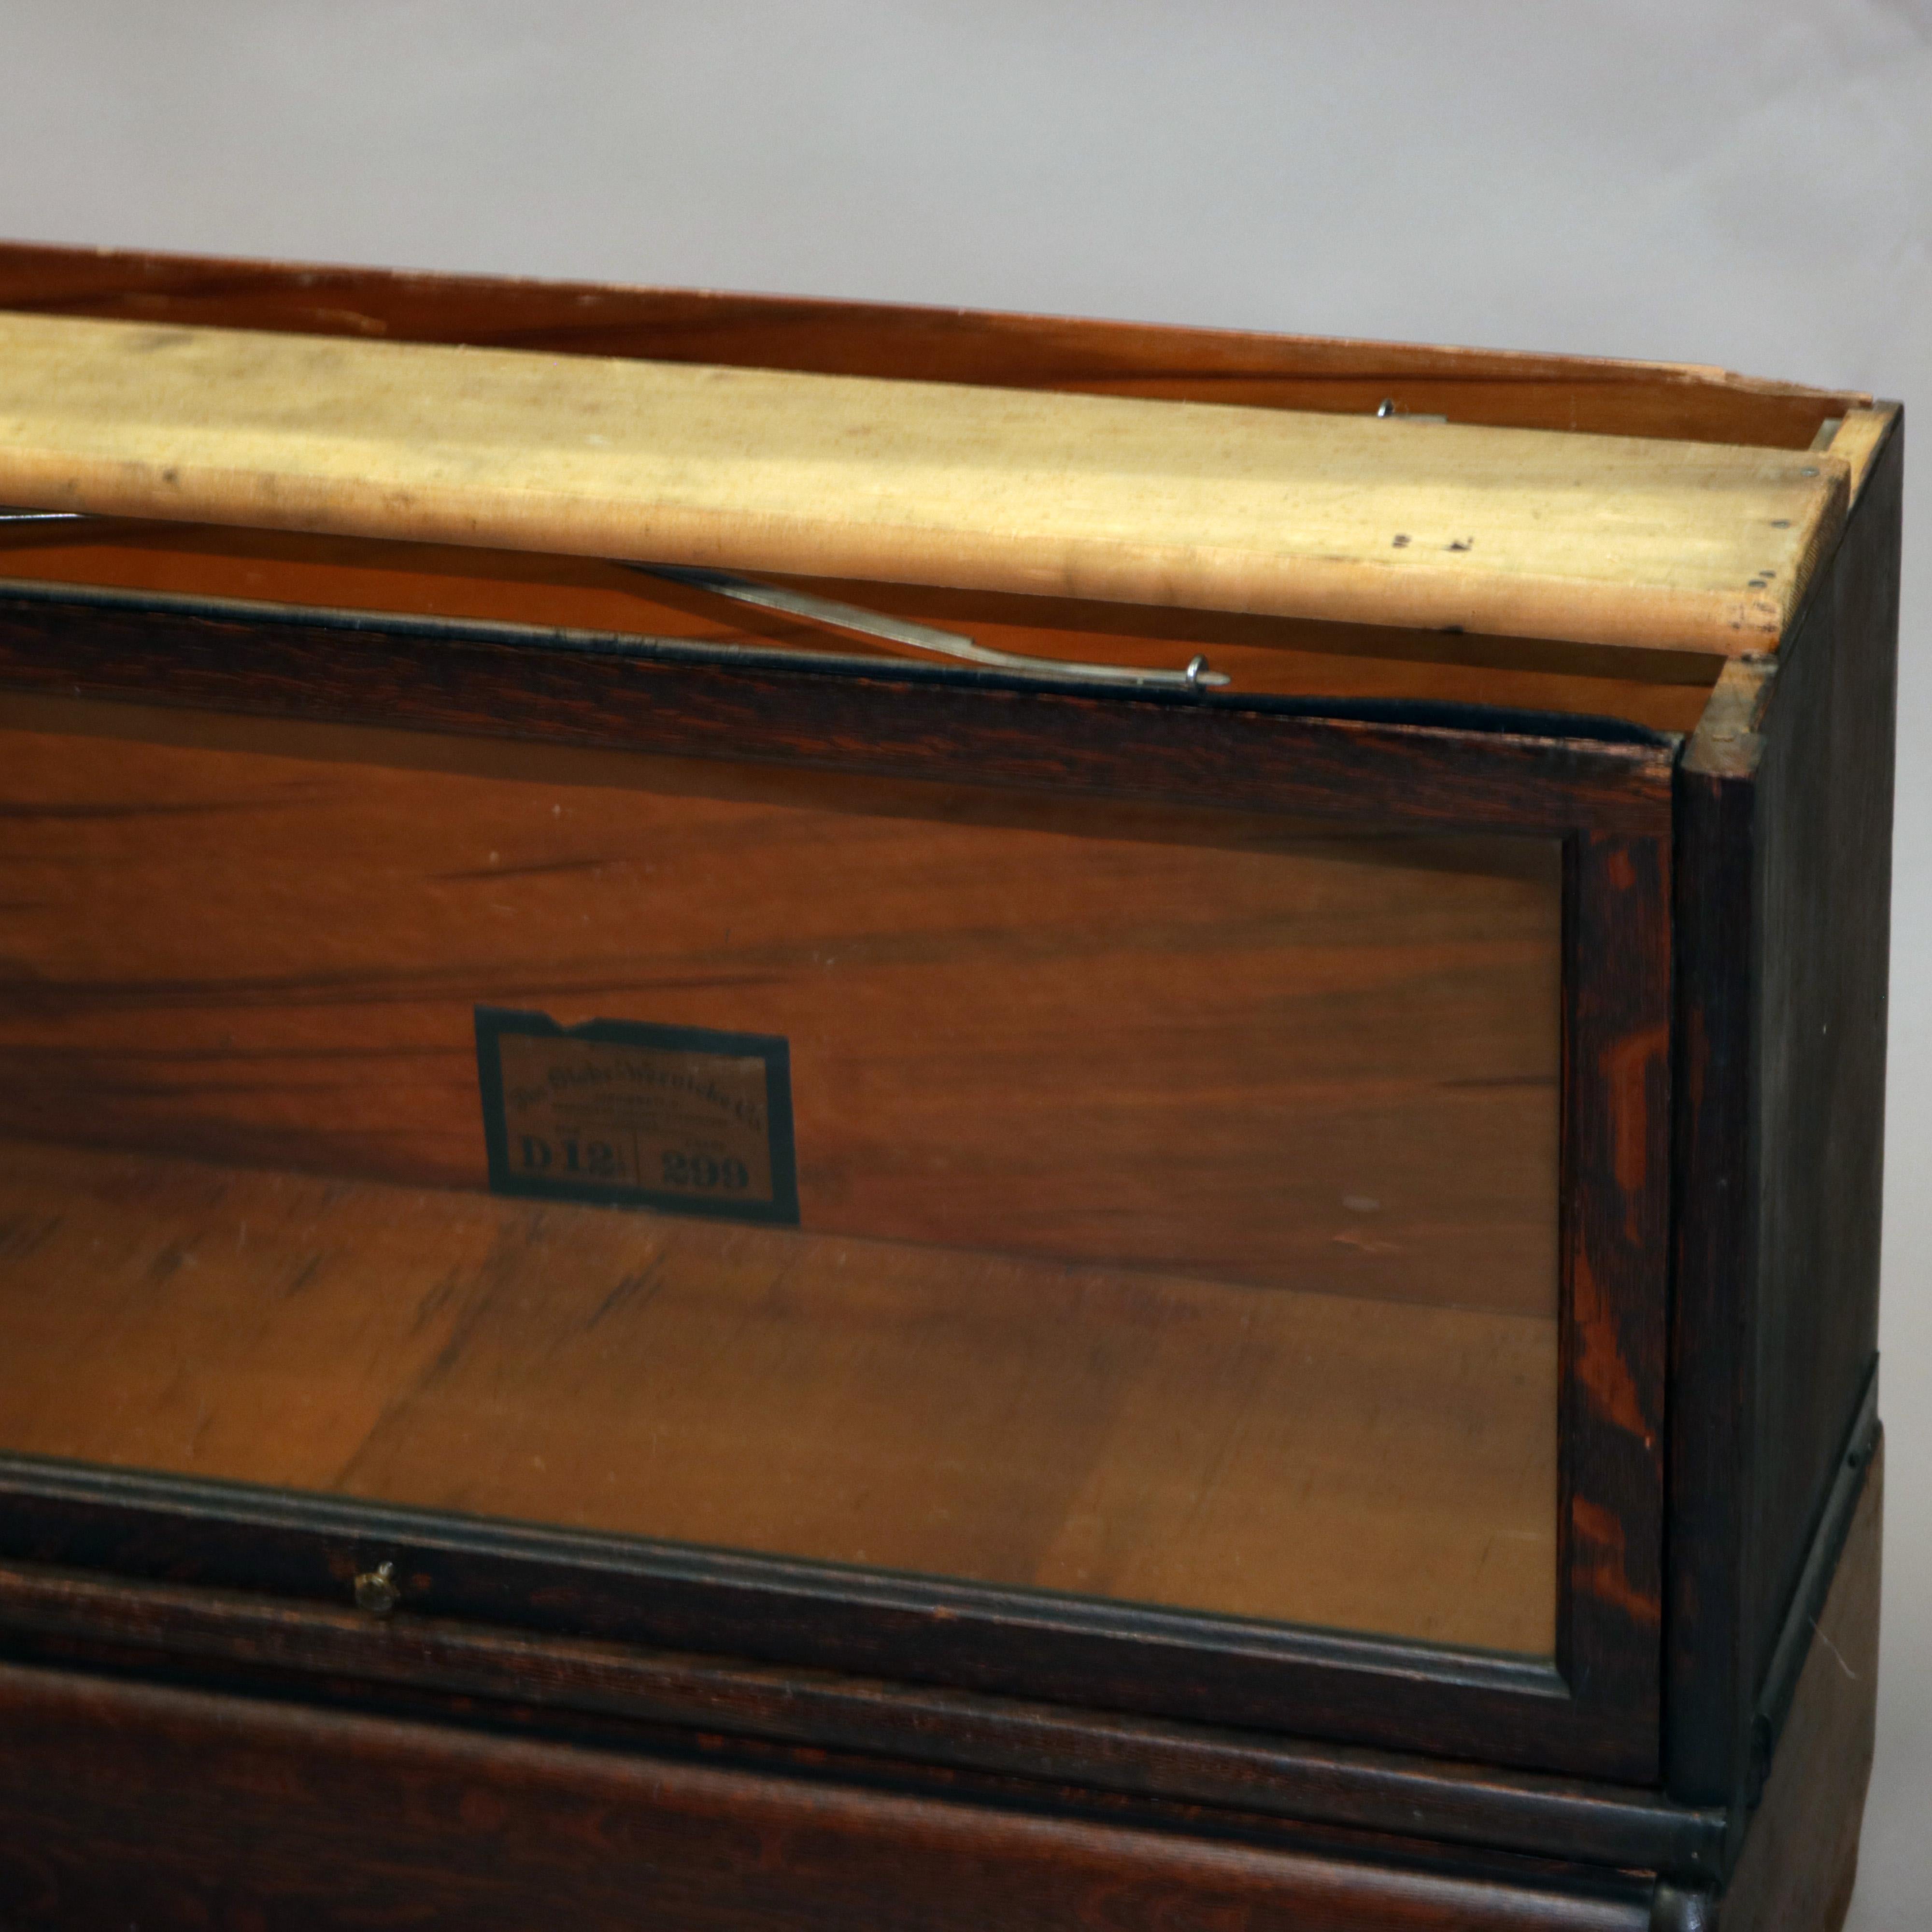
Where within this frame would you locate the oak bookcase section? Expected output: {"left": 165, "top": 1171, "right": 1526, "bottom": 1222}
{"left": 0, "top": 241, "right": 1900, "bottom": 1931}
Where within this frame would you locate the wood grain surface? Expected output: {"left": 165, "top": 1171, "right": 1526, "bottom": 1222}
{"left": 1821, "top": 409, "right": 1894, "bottom": 500}
{"left": 0, "top": 310, "right": 1847, "bottom": 654}
{"left": 0, "top": 1657, "right": 1656, "bottom": 1932}
{"left": 0, "top": 518, "right": 1723, "bottom": 729}
{"left": 0, "top": 237, "right": 1866, "bottom": 453}
{"left": 1717, "top": 1435, "right": 1881, "bottom": 1931}
{"left": 1666, "top": 410, "right": 1901, "bottom": 1806}
{"left": 0, "top": 1558, "right": 1723, "bottom": 1875}
{"left": 0, "top": 1138, "right": 1557, "bottom": 1652}
{"left": 0, "top": 691, "right": 1564, "bottom": 1316}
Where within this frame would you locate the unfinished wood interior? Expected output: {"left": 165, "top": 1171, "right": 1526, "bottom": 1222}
{"left": 0, "top": 691, "right": 1562, "bottom": 1316}
{"left": 0, "top": 238, "right": 1870, "bottom": 450}
{"left": 0, "top": 1139, "right": 1557, "bottom": 1655}
{"left": 0, "top": 520, "right": 1724, "bottom": 731}
{"left": 0, "top": 310, "right": 1853, "bottom": 654}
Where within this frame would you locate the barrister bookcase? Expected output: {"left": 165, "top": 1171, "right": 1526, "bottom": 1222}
{"left": 0, "top": 242, "right": 1900, "bottom": 1930}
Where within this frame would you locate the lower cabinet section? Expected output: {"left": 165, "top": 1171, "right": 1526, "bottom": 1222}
{"left": 0, "top": 1663, "right": 1654, "bottom": 1932}
{"left": 0, "top": 1439, "right": 1880, "bottom": 1932}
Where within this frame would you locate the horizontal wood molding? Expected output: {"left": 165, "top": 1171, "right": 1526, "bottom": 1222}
{"left": 0, "top": 1657, "right": 1660, "bottom": 1931}
{"left": 0, "top": 240, "right": 1865, "bottom": 452}
{"left": 0, "top": 1556, "right": 1726, "bottom": 1881}
{"left": 0, "top": 583, "right": 1678, "bottom": 837}
{"left": 0, "top": 310, "right": 1844, "bottom": 655}
{"left": 0, "top": 519, "right": 1725, "bottom": 730}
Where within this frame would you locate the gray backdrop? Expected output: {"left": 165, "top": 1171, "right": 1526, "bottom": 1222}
{"left": 0, "top": 3, "right": 1924, "bottom": 1917}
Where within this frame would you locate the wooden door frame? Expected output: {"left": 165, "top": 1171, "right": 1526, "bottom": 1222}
{"left": 0, "top": 585, "right": 1673, "bottom": 1780}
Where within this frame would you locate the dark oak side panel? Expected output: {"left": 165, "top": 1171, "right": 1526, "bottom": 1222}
{"left": 0, "top": 1662, "right": 1654, "bottom": 1932}
{"left": 1744, "top": 419, "right": 1900, "bottom": 1712}
{"left": 1667, "top": 412, "right": 1902, "bottom": 1803}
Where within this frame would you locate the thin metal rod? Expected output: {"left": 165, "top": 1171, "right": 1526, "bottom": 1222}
{"left": 636, "top": 564, "right": 1230, "bottom": 693}
{"left": 0, "top": 507, "right": 1230, "bottom": 692}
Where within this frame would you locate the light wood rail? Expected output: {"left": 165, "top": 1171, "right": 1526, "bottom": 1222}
{"left": 0, "top": 311, "right": 1849, "bottom": 655}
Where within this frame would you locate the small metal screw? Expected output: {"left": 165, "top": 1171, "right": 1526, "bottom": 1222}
{"left": 354, "top": 1562, "right": 400, "bottom": 1618}
{"left": 1376, "top": 398, "right": 1397, "bottom": 418}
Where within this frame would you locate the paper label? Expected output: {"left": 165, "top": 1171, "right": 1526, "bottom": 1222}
{"left": 476, "top": 1007, "right": 798, "bottom": 1224}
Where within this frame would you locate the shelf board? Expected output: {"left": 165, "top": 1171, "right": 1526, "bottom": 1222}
{"left": 0, "top": 1140, "right": 1557, "bottom": 1656}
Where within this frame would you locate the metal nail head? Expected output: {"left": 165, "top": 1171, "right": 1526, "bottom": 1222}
{"left": 354, "top": 1562, "right": 400, "bottom": 1618}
